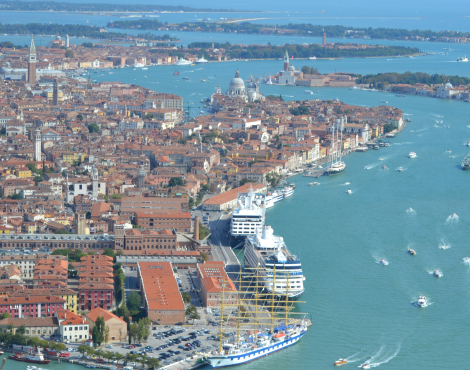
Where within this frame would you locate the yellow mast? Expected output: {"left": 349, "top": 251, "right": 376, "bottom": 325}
{"left": 270, "top": 265, "right": 276, "bottom": 333}
{"left": 236, "top": 269, "right": 242, "bottom": 346}
{"left": 218, "top": 275, "right": 226, "bottom": 354}
{"left": 285, "top": 271, "right": 290, "bottom": 327}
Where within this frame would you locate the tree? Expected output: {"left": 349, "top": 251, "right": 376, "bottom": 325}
{"left": 119, "top": 328, "right": 123, "bottom": 343}
{"left": 266, "top": 173, "right": 282, "bottom": 188}
{"left": 104, "top": 325, "right": 110, "bottom": 345}
{"left": 181, "top": 292, "right": 191, "bottom": 304}
{"left": 88, "top": 123, "right": 99, "bottom": 133}
{"left": 82, "top": 42, "right": 94, "bottom": 48}
{"left": 103, "top": 248, "right": 115, "bottom": 259}
{"left": 55, "top": 343, "right": 66, "bottom": 351}
{"left": 111, "top": 193, "right": 124, "bottom": 199}
{"left": 146, "top": 358, "right": 160, "bottom": 370}
{"left": 77, "top": 114, "right": 83, "bottom": 121}
{"left": 126, "top": 291, "right": 142, "bottom": 312}
{"left": 65, "top": 49, "right": 75, "bottom": 58}
{"left": 92, "top": 325, "right": 101, "bottom": 346}
{"left": 16, "top": 324, "right": 26, "bottom": 335}
{"left": 129, "top": 322, "right": 139, "bottom": 344}
{"left": 168, "top": 177, "right": 184, "bottom": 187}
{"left": 239, "top": 178, "right": 256, "bottom": 186}
{"left": 93, "top": 316, "right": 105, "bottom": 346}
{"left": 301, "top": 65, "right": 311, "bottom": 75}
{"left": 138, "top": 318, "right": 151, "bottom": 342}
{"left": 7, "top": 323, "right": 13, "bottom": 333}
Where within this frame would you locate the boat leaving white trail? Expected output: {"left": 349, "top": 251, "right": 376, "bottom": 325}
{"left": 406, "top": 207, "right": 416, "bottom": 214}
{"left": 367, "top": 344, "right": 401, "bottom": 368}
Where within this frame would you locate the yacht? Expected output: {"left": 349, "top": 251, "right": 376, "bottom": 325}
{"left": 408, "top": 248, "right": 416, "bottom": 255}
{"left": 309, "top": 56, "right": 317, "bottom": 60}
{"left": 334, "top": 359, "right": 348, "bottom": 366}
{"left": 244, "top": 225, "right": 305, "bottom": 298}
{"left": 174, "top": 58, "right": 192, "bottom": 66}
{"left": 397, "top": 167, "right": 403, "bottom": 172}
{"left": 409, "top": 152, "right": 417, "bottom": 158}
{"left": 385, "top": 133, "right": 396, "bottom": 138}
{"left": 265, "top": 186, "right": 295, "bottom": 208}
{"left": 457, "top": 56, "right": 469, "bottom": 62}
{"left": 328, "top": 120, "right": 346, "bottom": 175}
{"left": 417, "top": 296, "right": 428, "bottom": 307}
{"left": 462, "top": 156, "right": 470, "bottom": 170}
{"left": 230, "top": 187, "right": 266, "bottom": 239}
{"left": 433, "top": 269, "right": 443, "bottom": 278}
{"left": 195, "top": 57, "right": 209, "bottom": 64}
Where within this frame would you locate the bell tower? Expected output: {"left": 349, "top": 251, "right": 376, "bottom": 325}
{"left": 283, "top": 49, "right": 289, "bottom": 71}
{"left": 28, "top": 37, "right": 37, "bottom": 85}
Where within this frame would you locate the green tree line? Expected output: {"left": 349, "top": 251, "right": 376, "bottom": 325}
{"left": 356, "top": 72, "right": 470, "bottom": 88}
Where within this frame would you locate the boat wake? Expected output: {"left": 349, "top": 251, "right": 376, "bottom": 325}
{"left": 445, "top": 213, "right": 459, "bottom": 223}
{"left": 391, "top": 142, "right": 413, "bottom": 146}
{"left": 414, "top": 128, "right": 428, "bottom": 132}
{"left": 375, "top": 258, "right": 389, "bottom": 266}
{"left": 406, "top": 207, "right": 416, "bottom": 214}
{"left": 431, "top": 113, "right": 444, "bottom": 118}
{"left": 340, "top": 182, "right": 351, "bottom": 186}
{"left": 346, "top": 349, "right": 368, "bottom": 363}
{"left": 367, "top": 344, "right": 401, "bottom": 368}
{"left": 438, "top": 238, "right": 451, "bottom": 250}
{"left": 364, "top": 162, "right": 380, "bottom": 170}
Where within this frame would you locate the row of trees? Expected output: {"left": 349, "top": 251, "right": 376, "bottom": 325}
{"left": 356, "top": 72, "right": 470, "bottom": 88}
{"left": 0, "top": 330, "right": 66, "bottom": 350}
{"left": 76, "top": 343, "right": 159, "bottom": 370}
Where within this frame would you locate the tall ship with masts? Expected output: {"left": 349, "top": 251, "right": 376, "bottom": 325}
{"left": 328, "top": 117, "right": 346, "bottom": 175}
{"left": 244, "top": 225, "right": 305, "bottom": 298}
{"left": 204, "top": 268, "right": 309, "bottom": 368}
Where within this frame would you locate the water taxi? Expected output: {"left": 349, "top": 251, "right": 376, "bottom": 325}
{"left": 417, "top": 296, "right": 428, "bottom": 307}
{"left": 409, "top": 152, "right": 417, "bottom": 158}
{"left": 333, "top": 359, "right": 348, "bottom": 366}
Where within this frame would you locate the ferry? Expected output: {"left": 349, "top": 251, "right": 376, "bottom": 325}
{"left": 265, "top": 186, "right": 294, "bottom": 208}
{"left": 409, "top": 152, "right": 417, "bottom": 158}
{"left": 461, "top": 156, "right": 470, "bottom": 170}
{"left": 457, "top": 56, "right": 469, "bottom": 62}
{"left": 244, "top": 225, "right": 305, "bottom": 298}
{"left": 9, "top": 350, "right": 50, "bottom": 364}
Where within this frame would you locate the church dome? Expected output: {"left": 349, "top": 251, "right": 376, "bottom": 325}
{"left": 229, "top": 70, "right": 245, "bottom": 89}
{"left": 288, "top": 65, "right": 295, "bottom": 72}
{"left": 445, "top": 79, "right": 453, "bottom": 88}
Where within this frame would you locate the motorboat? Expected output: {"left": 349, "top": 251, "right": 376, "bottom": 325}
{"left": 408, "top": 248, "right": 416, "bottom": 256}
{"left": 182, "top": 77, "right": 190, "bottom": 80}
{"left": 344, "top": 182, "right": 350, "bottom": 185}
{"left": 308, "top": 182, "right": 319, "bottom": 186}
{"left": 373, "top": 145, "right": 379, "bottom": 150}
{"left": 382, "top": 165, "right": 387, "bottom": 170}
{"left": 364, "top": 166, "right": 371, "bottom": 170}
{"left": 409, "top": 152, "right": 417, "bottom": 158}
{"left": 305, "top": 90, "right": 313, "bottom": 94}
{"left": 463, "top": 257, "right": 470, "bottom": 263}
{"left": 380, "top": 100, "right": 388, "bottom": 103}
{"left": 173, "top": 71, "right": 180, "bottom": 75}
{"left": 334, "top": 359, "right": 348, "bottom": 366}
{"left": 433, "top": 269, "right": 443, "bottom": 278}
{"left": 174, "top": 58, "right": 192, "bottom": 66}
{"left": 397, "top": 167, "right": 403, "bottom": 172}
{"left": 379, "top": 259, "right": 388, "bottom": 265}
{"left": 347, "top": 189, "right": 352, "bottom": 194}
{"left": 379, "top": 157, "right": 384, "bottom": 161}
{"left": 201, "top": 78, "right": 207, "bottom": 82}
{"left": 457, "top": 56, "right": 469, "bottom": 62}
{"left": 417, "top": 295, "right": 428, "bottom": 307}
{"left": 360, "top": 363, "right": 371, "bottom": 369}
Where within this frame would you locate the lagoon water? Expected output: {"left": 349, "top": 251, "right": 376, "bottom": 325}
{"left": 82, "top": 53, "right": 470, "bottom": 369}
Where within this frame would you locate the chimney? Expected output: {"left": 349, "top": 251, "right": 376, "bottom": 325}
{"left": 194, "top": 216, "right": 199, "bottom": 241}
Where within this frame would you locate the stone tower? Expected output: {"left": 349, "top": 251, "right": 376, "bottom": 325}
{"left": 283, "top": 49, "right": 289, "bottom": 71}
{"left": 66, "top": 34, "right": 69, "bottom": 48}
{"left": 52, "top": 78, "right": 59, "bottom": 106}
{"left": 74, "top": 212, "right": 86, "bottom": 234}
{"left": 92, "top": 167, "right": 99, "bottom": 198}
{"left": 137, "top": 165, "right": 146, "bottom": 188}
{"left": 34, "top": 128, "right": 41, "bottom": 162}
{"left": 28, "top": 37, "right": 37, "bottom": 85}
{"left": 87, "top": 75, "right": 92, "bottom": 90}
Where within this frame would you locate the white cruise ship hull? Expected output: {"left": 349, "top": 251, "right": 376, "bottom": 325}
{"left": 206, "top": 331, "right": 306, "bottom": 368}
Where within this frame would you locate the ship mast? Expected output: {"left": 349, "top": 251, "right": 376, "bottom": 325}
{"left": 218, "top": 275, "right": 226, "bottom": 354}
{"left": 236, "top": 270, "right": 242, "bottom": 346}
{"left": 270, "top": 266, "right": 276, "bottom": 333}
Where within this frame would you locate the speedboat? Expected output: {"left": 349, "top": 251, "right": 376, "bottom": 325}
{"left": 334, "top": 359, "right": 348, "bottom": 366}
{"left": 417, "top": 295, "right": 428, "bottom": 307}
{"left": 379, "top": 157, "right": 384, "bottom": 161}
{"left": 364, "top": 166, "right": 371, "bottom": 170}
{"left": 433, "top": 269, "right": 443, "bottom": 278}
{"left": 409, "top": 152, "right": 417, "bottom": 158}
{"left": 408, "top": 248, "right": 416, "bottom": 255}
{"left": 382, "top": 165, "right": 387, "bottom": 170}
{"left": 379, "top": 259, "right": 388, "bottom": 265}
{"left": 344, "top": 182, "right": 350, "bottom": 185}
{"left": 360, "top": 363, "right": 371, "bottom": 369}
{"left": 397, "top": 167, "right": 403, "bottom": 172}
{"left": 347, "top": 189, "right": 352, "bottom": 194}
{"left": 463, "top": 257, "right": 470, "bottom": 263}
{"left": 308, "top": 182, "right": 319, "bottom": 186}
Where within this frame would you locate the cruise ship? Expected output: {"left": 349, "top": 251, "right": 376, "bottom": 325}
{"left": 244, "top": 225, "right": 305, "bottom": 298}
{"left": 174, "top": 58, "right": 192, "bottom": 66}
{"left": 265, "top": 186, "right": 295, "bottom": 208}
{"left": 230, "top": 187, "right": 266, "bottom": 239}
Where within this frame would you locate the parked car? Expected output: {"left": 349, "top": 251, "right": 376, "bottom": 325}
{"left": 96, "top": 359, "right": 105, "bottom": 364}
{"left": 177, "top": 345, "right": 185, "bottom": 350}
{"left": 106, "top": 345, "right": 113, "bottom": 349}
{"left": 134, "top": 344, "right": 142, "bottom": 347}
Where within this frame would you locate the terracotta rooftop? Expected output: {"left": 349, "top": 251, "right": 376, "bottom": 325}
{"left": 86, "top": 307, "right": 126, "bottom": 323}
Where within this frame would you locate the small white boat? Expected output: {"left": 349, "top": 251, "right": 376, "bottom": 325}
{"left": 379, "top": 259, "right": 388, "bottom": 265}
{"left": 382, "top": 165, "right": 387, "bottom": 170}
{"left": 433, "top": 269, "right": 443, "bottom": 278}
{"left": 347, "top": 189, "right": 352, "bottom": 194}
{"left": 408, "top": 248, "right": 416, "bottom": 255}
{"left": 308, "top": 182, "right": 319, "bottom": 186}
{"left": 360, "top": 363, "right": 371, "bottom": 369}
{"left": 344, "top": 182, "right": 350, "bottom": 185}
{"left": 417, "top": 296, "right": 428, "bottom": 307}
{"left": 364, "top": 166, "right": 371, "bottom": 170}
{"left": 397, "top": 167, "right": 403, "bottom": 172}
{"left": 409, "top": 152, "right": 417, "bottom": 158}
{"left": 463, "top": 257, "right": 470, "bottom": 263}
{"left": 334, "top": 359, "right": 348, "bottom": 366}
